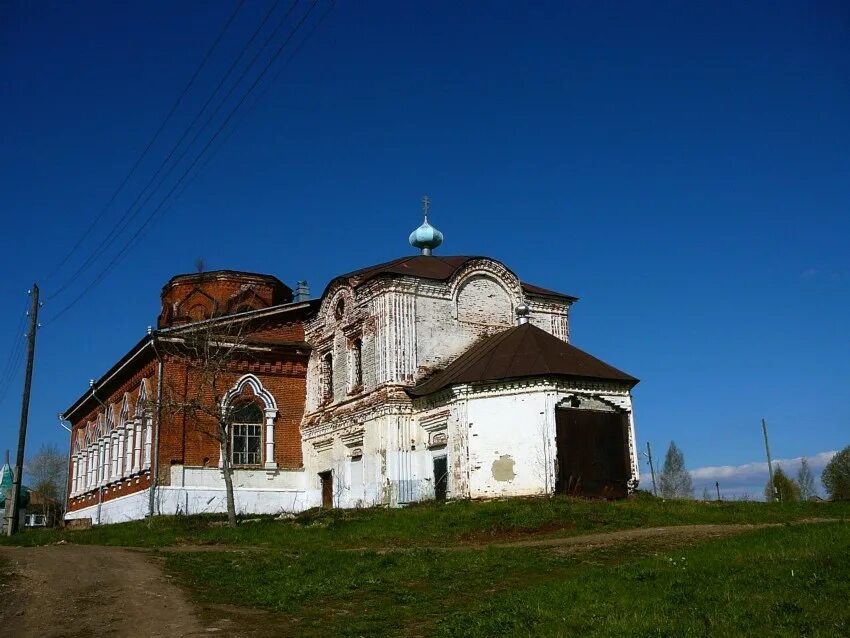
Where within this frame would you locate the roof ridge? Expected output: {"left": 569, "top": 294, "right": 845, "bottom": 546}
{"left": 499, "top": 323, "right": 532, "bottom": 378}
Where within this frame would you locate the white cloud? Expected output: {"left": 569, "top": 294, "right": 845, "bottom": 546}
{"left": 685, "top": 451, "right": 837, "bottom": 500}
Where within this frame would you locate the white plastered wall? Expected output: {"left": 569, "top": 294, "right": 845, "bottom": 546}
{"left": 420, "top": 381, "right": 639, "bottom": 501}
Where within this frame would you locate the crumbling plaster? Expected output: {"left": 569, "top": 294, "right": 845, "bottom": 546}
{"left": 300, "top": 257, "right": 588, "bottom": 509}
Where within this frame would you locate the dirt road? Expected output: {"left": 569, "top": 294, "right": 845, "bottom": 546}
{"left": 0, "top": 544, "right": 212, "bottom": 638}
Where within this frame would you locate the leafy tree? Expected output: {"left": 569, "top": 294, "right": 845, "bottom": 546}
{"left": 765, "top": 465, "right": 800, "bottom": 502}
{"left": 796, "top": 457, "right": 816, "bottom": 501}
{"left": 822, "top": 446, "right": 850, "bottom": 501}
{"left": 659, "top": 441, "right": 693, "bottom": 499}
{"left": 25, "top": 443, "right": 68, "bottom": 502}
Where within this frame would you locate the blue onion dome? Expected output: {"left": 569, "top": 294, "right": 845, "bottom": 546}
{"left": 409, "top": 196, "right": 443, "bottom": 255}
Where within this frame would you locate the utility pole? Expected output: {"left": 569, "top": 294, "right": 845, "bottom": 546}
{"left": 646, "top": 441, "right": 658, "bottom": 497}
{"left": 761, "top": 418, "right": 775, "bottom": 503}
{"left": 7, "top": 284, "right": 40, "bottom": 536}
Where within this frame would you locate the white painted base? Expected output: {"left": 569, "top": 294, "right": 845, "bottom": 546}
{"left": 65, "top": 467, "right": 318, "bottom": 525}
{"left": 65, "top": 490, "right": 150, "bottom": 525}
{"left": 155, "top": 487, "right": 309, "bottom": 517}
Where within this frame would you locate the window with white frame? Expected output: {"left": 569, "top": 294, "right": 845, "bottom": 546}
{"left": 230, "top": 402, "right": 263, "bottom": 465}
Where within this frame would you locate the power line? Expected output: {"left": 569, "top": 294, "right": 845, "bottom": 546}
{"left": 45, "top": 0, "right": 293, "bottom": 303}
{"left": 44, "top": 0, "right": 285, "bottom": 303}
{"left": 139, "top": 0, "right": 336, "bottom": 237}
{"left": 0, "top": 296, "right": 31, "bottom": 407}
{"left": 42, "top": 0, "right": 324, "bottom": 326}
{"left": 200, "top": 0, "right": 337, "bottom": 172}
{"left": 42, "top": 0, "right": 247, "bottom": 287}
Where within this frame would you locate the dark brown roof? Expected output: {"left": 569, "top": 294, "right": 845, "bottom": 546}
{"left": 334, "top": 255, "right": 476, "bottom": 288}
{"left": 408, "top": 323, "right": 638, "bottom": 396}
{"left": 328, "top": 255, "right": 576, "bottom": 300}
{"left": 520, "top": 282, "right": 578, "bottom": 302}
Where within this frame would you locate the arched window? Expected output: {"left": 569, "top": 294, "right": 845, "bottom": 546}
{"left": 230, "top": 402, "right": 263, "bottom": 466}
{"left": 322, "top": 352, "right": 334, "bottom": 403}
{"left": 221, "top": 374, "right": 278, "bottom": 470}
{"left": 349, "top": 338, "right": 363, "bottom": 390}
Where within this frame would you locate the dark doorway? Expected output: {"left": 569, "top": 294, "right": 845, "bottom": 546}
{"left": 433, "top": 456, "right": 448, "bottom": 501}
{"left": 555, "top": 408, "right": 629, "bottom": 498}
{"left": 319, "top": 471, "right": 333, "bottom": 508}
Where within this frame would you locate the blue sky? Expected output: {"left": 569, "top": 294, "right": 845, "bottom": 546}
{"left": 1, "top": 1, "right": 848, "bottom": 497}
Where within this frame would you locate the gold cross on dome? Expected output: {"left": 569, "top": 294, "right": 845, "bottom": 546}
{"left": 421, "top": 195, "right": 431, "bottom": 220}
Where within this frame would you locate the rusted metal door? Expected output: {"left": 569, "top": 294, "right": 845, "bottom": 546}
{"left": 433, "top": 456, "right": 448, "bottom": 501}
{"left": 555, "top": 408, "right": 629, "bottom": 498}
{"left": 319, "top": 471, "right": 333, "bottom": 508}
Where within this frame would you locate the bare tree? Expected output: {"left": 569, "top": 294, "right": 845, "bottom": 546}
{"left": 25, "top": 443, "right": 68, "bottom": 526}
{"left": 158, "top": 318, "right": 256, "bottom": 528}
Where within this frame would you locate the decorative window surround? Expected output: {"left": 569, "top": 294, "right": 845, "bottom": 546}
{"left": 222, "top": 373, "right": 279, "bottom": 471}
{"left": 421, "top": 411, "right": 449, "bottom": 448}
{"left": 133, "top": 420, "right": 142, "bottom": 472}
{"left": 312, "top": 438, "right": 333, "bottom": 452}
{"left": 340, "top": 427, "right": 365, "bottom": 449}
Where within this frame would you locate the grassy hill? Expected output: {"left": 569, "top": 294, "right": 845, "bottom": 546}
{"left": 3, "top": 496, "right": 849, "bottom": 636}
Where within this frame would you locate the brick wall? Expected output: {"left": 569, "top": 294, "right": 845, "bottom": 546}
{"left": 66, "top": 357, "right": 158, "bottom": 512}
{"left": 158, "top": 271, "right": 292, "bottom": 327}
{"left": 67, "top": 314, "right": 310, "bottom": 513}
{"left": 156, "top": 355, "right": 307, "bottom": 484}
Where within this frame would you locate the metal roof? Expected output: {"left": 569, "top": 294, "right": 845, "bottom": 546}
{"left": 329, "top": 255, "right": 577, "bottom": 300}
{"left": 408, "top": 323, "right": 638, "bottom": 397}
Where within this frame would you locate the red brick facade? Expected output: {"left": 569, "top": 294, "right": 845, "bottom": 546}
{"left": 158, "top": 270, "right": 292, "bottom": 328}
{"left": 65, "top": 270, "right": 313, "bottom": 517}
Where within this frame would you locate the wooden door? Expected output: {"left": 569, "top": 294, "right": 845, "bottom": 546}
{"left": 319, "top": 471, "right": 333, "bottom": 508}
{"left": 555, "top": 408, "right": 629, "bottom": 498}
{"left": 433, "top": 456, "right": 448, "bottom": 502}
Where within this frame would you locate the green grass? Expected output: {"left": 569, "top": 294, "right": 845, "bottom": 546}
{"left": 3, "top": 497, "right": 848, "bottom": 635}
{"left": 162, "top": 522, "right": 850, "bottom": 637}
{"left": 434, "top": 523, "right": 850, "bottom": 637}
{"left": 2, "top": 495, "right": 847, "bottom": 550}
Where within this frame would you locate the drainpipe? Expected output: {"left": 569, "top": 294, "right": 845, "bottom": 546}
{"left": 58, "top": 414, "right": 72, "bottom": 521}
{"left": 148, "top": 331, "right": 164, "bottom": 519}
{"left": 88, "top": 381, "right": 107, "bottom": 526}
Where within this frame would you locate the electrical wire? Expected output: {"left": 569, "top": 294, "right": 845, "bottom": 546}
{"left": 0, "top": 296, "right": 31, "bottom": 406}
{"left": 195, "top": 0, "right": 337, "bottom": 177}
{"left": 44, "top": 0, "right": 287, "bottom": 303}
{"left": 41, "top": 0, "right": 246, "bottom": 287}
{"left": 42, "top": 0, "right": 323, "bottom": 326}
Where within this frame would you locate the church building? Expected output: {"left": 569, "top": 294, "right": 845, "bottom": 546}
{"left": 64, "top": 205, "right": 639, "bottom": 524}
